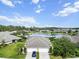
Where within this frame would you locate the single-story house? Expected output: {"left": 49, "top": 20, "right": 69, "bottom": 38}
{"left": 0, "top": 31, "right": 21, "bottom": 44}
{"left": 52, "top": 34, "right": 79, "bottom": 43}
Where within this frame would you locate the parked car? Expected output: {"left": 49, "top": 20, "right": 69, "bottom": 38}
{"left": 32, "top": 51, "right": 36, "bottom": 57}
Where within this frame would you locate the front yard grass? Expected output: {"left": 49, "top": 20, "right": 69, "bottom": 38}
{"left": 50, "top": 55, "right": 62, "bottom": 59}
{"left": 36, "top": 52, "right": 39, "bottom": 59}
{"left": 0, "top": 41, "right": 26, "bottom": 59}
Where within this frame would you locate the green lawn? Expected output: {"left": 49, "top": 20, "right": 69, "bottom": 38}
{"left": 0, "top": 41, "right": 26, "bottom": 59}
{"left": 36, "top": 52, "right": 39, "bottom": 59}
{"left": 50, "top": 55, "right": 62, "bottom": 59}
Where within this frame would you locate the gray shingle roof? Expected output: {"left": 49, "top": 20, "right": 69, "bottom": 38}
{"left": 0, "top": 31, "right": 21, "bottom": 43}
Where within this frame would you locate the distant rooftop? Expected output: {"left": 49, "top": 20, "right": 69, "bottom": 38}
{"left": 71, "top": 35, "right": 79, "bottom": 43}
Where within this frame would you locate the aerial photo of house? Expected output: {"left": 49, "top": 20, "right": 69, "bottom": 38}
{"left": 0, "top": 0, "right": 79, "bottom": 59}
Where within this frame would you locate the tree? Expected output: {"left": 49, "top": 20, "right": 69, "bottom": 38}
{"left": 68, "top": 29, "right": 72, "bottom": 35}
{"left": 0, "top": 25, "right": 27, "bottom": 31}
{"left": 52, "top": 37, "right": 76, "bottom": 57}
{"left": 75, "top": 42, "right": 79, "bottom": 56}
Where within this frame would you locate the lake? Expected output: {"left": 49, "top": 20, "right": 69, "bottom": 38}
{"left": 29, "top": 33, "right": 53, "bottom": 37}
{"left": 28, "top": 33, "right": 66, "bottom": 38}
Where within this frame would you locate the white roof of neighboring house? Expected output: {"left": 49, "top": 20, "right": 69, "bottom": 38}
{"left": 0, "top": 31, "right": 21, "bottom": 43}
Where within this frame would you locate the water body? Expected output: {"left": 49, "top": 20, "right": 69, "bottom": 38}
{"left": 29, "top": 33, "right": 67, "bottom": 38}
{"left": 29, "top": 33, "right": 52, "bottom": 37}
{"left": 27, "top": 33, "right": 73, "bottom": 41}
{"left": 53, "top": 34, "right": 66, "bottom": 38}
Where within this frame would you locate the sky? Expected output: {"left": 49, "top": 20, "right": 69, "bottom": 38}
{"left": 0, "top": 0, "right": 79, "bottom": 27}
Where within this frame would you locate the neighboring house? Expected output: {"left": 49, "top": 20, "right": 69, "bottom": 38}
{"left": 71, "top": 35, "right": 79, "bottom": 43}
{"left": 0, "top": 31, "right": 21, "bottom": 44}
{"left": 53, "top": 34, "right": 79, "bottom": 43}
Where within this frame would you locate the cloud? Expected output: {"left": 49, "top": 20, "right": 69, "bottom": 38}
{"left": 0, "top": 0, "right": 22, "bottom": 7}
{"left": 14, "top": 0, "right": 22, "bottom": 4}
{"left": 35, "top": 5, "right": 44, "bottom": 14}
{"left": 0, "top": 15, "right": 37, "bottom": 26}
{"left": 55, "top": 1, "right": 79, "bottom": 16}
{"left": 32, "top": 0, "right": 39, "bottom": 4}
{"left": 0, "top": 0, "right": 15, "bottom": 7}
{"left": 31, "top": 0, "right": 46, "bottom": 4}
{"left": 35, "top": 8, "right": 44, "bottom": 14}
{"left": 13, "top": 16, "right": 36, "bottom": 24}
{"left": 64, "top": 2, "right": 71, "bottom": 7}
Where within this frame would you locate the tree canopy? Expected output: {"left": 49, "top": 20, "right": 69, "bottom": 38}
{"left": 50, "top": 37, "right": 77, "bottom": 57}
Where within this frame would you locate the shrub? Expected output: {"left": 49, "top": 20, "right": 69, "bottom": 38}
{"left": 52, "top": 37, "right": 76, "bottom": 57}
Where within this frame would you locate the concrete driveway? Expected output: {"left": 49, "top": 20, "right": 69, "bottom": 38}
{"left": 25, "top": 52, "right": 36, "bottom": 59}
{"left": 25, "top": 48, "right": 37, "bottom": 59}
{"left": 26, "top": 34, "right": 51, "bottom": 59}
{"left": 26, "top": 48, "right": 50, "bottom": 59}
{"left": 39, "top": 48, "right": 50, "bottom": 59}
{"left": 39, "top": 52, "right": 49, "bottom": 59}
